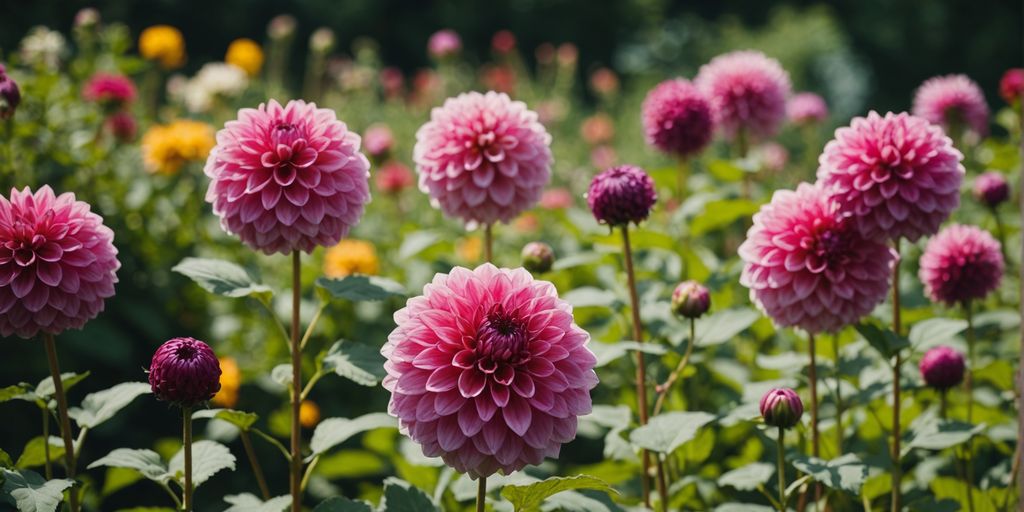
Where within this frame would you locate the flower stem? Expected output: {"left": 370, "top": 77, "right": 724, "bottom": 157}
{"left": 676, "top": 157, "right": 690, "bottom": 203}
{"left": 621, "top": 225, "right": 653, "bottom": 507}
{"left": 1017, "top": 99, "right": 1024, "bottom": 503}
{"left": 777, "top": 426, "right": 786, "bottom": 512}
{"left": 484, "top": 223, "right": 493, "bottom": 264}
{"left": 42, "top": 333, "right": 78, "bottom": 512}
{"left": 290, "top": 251, "right": 303, "bottom": 512}
{"left": 653, "top": 317, "right": 696, "bottom": 416}
{"left": 655, "top": 456, "right": 669, "bottom": 512}
{"left": 240, "top": 430, "right": 272, "bottom": 500}
{"left": 476, "top": 476, "right": 486, "bottom": 512}
{"left": 183, "top": 406, "right": 193, "bottom": 511}
{"left": 939, "top": 390, "right": 947, "bottom": 420}
{"left": 808, "top": 331, "right": 821, "bottom": 506}
{"left": 42, "top": 407, "right": 52, "bottom": 480}
{"left": 891, "top": 238, "right": 903, "bottom": 512}
{"left": 832, "top": 334, "right": 843, "bottom": 453}
{"left": 964, "top": 300, "right": 976, "bottom": 512}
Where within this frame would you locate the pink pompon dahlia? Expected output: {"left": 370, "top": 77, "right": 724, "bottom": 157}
{"left": 816, "top": 111, "right": 964, "bottom": 242}
{"left": 999, "top": 69, "right": 1024, "bottom": 105}
{"left": 414, "top": 91, "right": 552, "bottom": 226}
{"left": 912, "top": 74, "right": 989, "bottom": 137}
{"left": 82, "top": 72, "right": 137, "bottom": 109}
{"left": 695, "top": 50, "right": 791, "bottom": 140}
{"left": 0, "top": 186, "right": 120, "bottom": 338}
{"left": 919, "top": 345, "right": 965, "bottom": 390}
{"left": 641, "top": 78, "right": 714, "bottom": 157}
{"left": 739, "top": 183, "right": 897, "bottom": 334}
{"left": 919, "top": 224, "right": 1004, "bottom": 306}
{"left": 973, "top": 171, "right": 1010, "bottom": 208}
{"left": 586, "top": 165, "right": 656, "bottom": 226}
{"left": 204, "top": 99, "right": 371, "bottom": 255}
{"left": 149, "top": 337, "right": 222, "bottom": 407}
{"left": 381, "top": 264, "right": 598, "bottom": 478}
{"left": 787, "top": 92, "right": 828, "bottom": 125}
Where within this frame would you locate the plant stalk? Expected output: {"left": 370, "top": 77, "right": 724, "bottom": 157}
{"left": 965, "top": 300, "right": 976, "bottom": 512}
{"left": 42, "top": 333, "right": 79, "bottom": 512}
{"left": 42, "top": 407, "right": 52, "bottom": 480}
{"left": 621, "top": 225, "right": 655, "bottom": 507}
{"left": 240, "top": 430, "right": 272, "bottom": 500}
{"left": 777, "top": 426, "right": 786, "bottom": 512}
{"left": 484, "top": 223, "right": 493, "bottom": 263}
{"left": 653, "top": 317, "right": 697, "bottom": 416}
{"left": 808, "top": 331, "right": 821, "bottom": 506}
{"left": 833, "top": 334, "right": 844, "bottom": 453}
{"left": 476, "top": 476, "right": 487, "bottom": 512}
{"left": 891, "top": 238, "right": 902, "bottom": 512}
{"left": 290, "top": 251, "right": 303, "bottom": 512}
{"left": 183, "top": 406, "right": 193, "bottom": 511}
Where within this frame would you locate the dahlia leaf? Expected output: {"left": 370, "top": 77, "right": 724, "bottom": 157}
{"left": 0, "top": 384, "right": 32, "bottom": 404}
{"left": 311, "top": 496, "right": 373, "bottom": 512}
{"left": 315, "top": 275, "right": 406, "bottom": 302}
{"left": 718, "top": 462, "right": 774, "bottom": 491}
{"left": 854, "top": 322, "right": 910, "bottom": 359}
{"left": 14, "top": 437, "right": 64, "bottom": 469}
{"left": 379, "top": 477, "right": 436, "bottom": 512}
{"left": 172, "top": 257, "right": 273, "bottom": 300}
{"left": 87, "top": 448, "right": 169, "bottom": 483}
{"left": 583, "top": 405, "right": 632, "bottom": 430}
{"left": 192, "top": 408, "right": 259, "bottom": 431}
{"left": 309, "top": 413, "right": 397, "bottom": 457}
{"left": 905, "top": 418, "right": 986, "bottom": 453}
{"left": 628, "top": 411, "right": 716, "bottom": 453}
{"left": 224, "top": 493, "right": 291, "bottom": 512}
{"left": 562, "top": 287, "right": 618, "bottom": 309}
{"left": 908, "top": 318, "right": 968, "bottom": 350}
{"left": 68, "top": 382, "right": 151, "bottom": 429}
{"left": 321, "top": 340, "right": 387, "bottom": 386}
{"left": 0, "top": 448, "right": 12, "bottom": 469}
{"left": 0, "top": 469, "right": 73, "bottom": 512}
{"left": 551, "top": 252, "right": 604, "bottom": 270}
{"left": 589, "top": 342, "right": 666, "bottom": 368}
{"left": 397, "top": 231, "right": 444, "bottom": 259}
{"left": 694, "top": 308, "right": 760, "bottom": 347}
{"left": 690, "top": 199, "right": 760, "bottom": 236}
{"left": 542, "top": 490, "right": 622, "bottom": 512}
{"left": 501, "top": 474, "right": 618, "bottom": 512}
{"left": 34, "top": 371, "right": 90, "bottom": 398}
{"left": 168, "top": 440, "right": 236, "bottom": 488}
{"left": 706, "top": 159, "right": 746, "bottom": 182}
{"left": 789, "top": 454, "right": 867, "bottom": 494}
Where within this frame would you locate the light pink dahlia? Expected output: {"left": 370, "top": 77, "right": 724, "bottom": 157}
{"left": 787, "top": 92, "right": 828, "bottom": 125}
{"left": 816, "top": 111, "right": 964, "bottom": 242}
{"left": 912, "top": 74, "right": 989, "bottom": 137}
{"left": 641, "top": 78, "right": 714, "bottom": 157}
{"left": 739, "top": 183, "right": 897, "bottom": 334}
{"left": 413, "top": 91, "right": 552, "bottom": 226}
{"left": 381, "top": 264, "right": 597, "bottom": 478}
{"left": 695, "top": 50, "right": 791, "bottom": 140}
{"left": 919, "top": 224, "right": 1004, "bottom": 306}
{"left": 204, "top": 99, "right": 371, "bottom": 255}
{"left": 428, "top": 29, "right": 462, "bottom": 59}
{"left": 0, "top": 186, "right": 120, "bottom": 338}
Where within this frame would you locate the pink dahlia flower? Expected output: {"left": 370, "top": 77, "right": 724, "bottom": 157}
{"left": 414, "top": 91, "right": 552, "bottom": 226}
{"left": 760, "top": 387, "right": 803, "bottom": 429}
{"left": 381, "top": 264, "right": 597, "bottom": 478}
{"left": 695, "top": 50, "right": 791, "bottom": 140}
{"left": 375, "top": 161, "right": 415, "bottom": 195}
{"left": 919, "top": 224, "right": 1004, "bottom": 306}
{"left": 739, "top": 183, "right": 897, "bottom": 334}
{"left": 149, "top": 337, "right": 222, "bottom": 407}
{"left": 919, "top": 345, "right": 965, "bottom": 390}
{"left": 816, "top": 111, "right": 964, "bottom": 242}
{"left": 106, "top": 111, "right": 137, "bottom": 142}
{"left": 539, "top": 188, "right": 573, "bottom": 210}
{"left": 999, "top": 69, "right": 1024, "bottom": 105}
{"left": 787, "top": 92, "right": 828, "bottom": 125}
{"left": 362, "top": 123, "right": 394, "bottom": 159}
{"left": 973, "top": 171, "right": 1010, "bottom": 208}
{"left": 912, "top": 74, "right": 989, "bottom": 137}
{"left": 82, "top": 72, "right": 137, "bottom": 108}
{"left": 204, "top": 99, "right": 371, "bottom": 255}
{"left": 586, "top": 165, "right": 656, "bottom": 226}
{"left": 0, "top": 186, "right": 120, "bottom": 338}
{"left": 428, "top": 29, "right": 462, "bottom": 59}
{"left": 641, "top": 78, "right": 715, "bottom": 157}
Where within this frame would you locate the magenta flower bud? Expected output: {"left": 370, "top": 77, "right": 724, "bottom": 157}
{"left": 521, "top": 241, "right": 554, "bottom": 273}
{"left": 148, "top": 337, "right": 222, "bottom": 408}
{"left": 106, "top": 112, "right": 137, "bottom": 143}
{"left": 0, "top": 64, "right": 21, "bottom": 120}
{"left": 586, "top": 165, "right": 657, "bottom": 227}
{"left": 671, "top": 280, "right": 710, "bottom": 319}
{"left": 919, "top": 346, "right": 965, "bottom": 390}
{"left": 760, "top": 388, "right": 803, "bottom": 429}
{"left": 973, "top": 172, "right": 1010, "bottom": 208}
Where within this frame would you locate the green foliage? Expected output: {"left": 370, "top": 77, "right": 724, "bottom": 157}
{"left": 68, "top": 382, "right": 150, "bottom": 429}
{"left": 320, "top": 340, "right": 388, "bottom": 386}
{"left": 309, "top": 413, "right": 397, "bottom": 457}
{"left": 0, "top": 469, "right": 74, "bottom": 512}
{"left": 501, "top": 475, "right": 618, "bottom": 512}
{"left": 172, "top": 257, "right": 273, "bottom": 301}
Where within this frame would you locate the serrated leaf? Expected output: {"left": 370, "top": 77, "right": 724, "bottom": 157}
{"left": 908, "top": 318, "right": 968, "bottom": 350}
{"left": 15, "top": 437, "right": 65, "bottom": 469}
{"left": 172, "top": 257, "right": 272, "bottom": 300}
{"left": 629, "top": 411, "right": 716, "bottom": 453}
{"left": 168, "top": 440, "right": 235, "bottom": 488}
{"left": 34, "top": 372, "right": 90, "bottom": 398}
{"left": 68, "top": 382, "right": 150, "bottom": 429}
{"left": 1, "top": 469, "right": 73, "bottom": 512}
{"left": 379, "top": 477, "right": 437, "bottom": 512}
{"left": 312, "top": 496, "right": 374, "bottom": 512}
{"left": 589, "top": 341, "right": 667, "bottom": 368}
{"left": 855, "top": 322, "right": 909, "bottom": 359}
{"left": 87, "top": 448, "right": 169, "bottom": 482}
{"left": 501, "top": 474, "right": 618, "bottom": 512}
{"left": 718, "top": 463, "right": 774, "bottom": 491}
{"left": 906, "top": 418, "right": 986, "bottom": 452}
{"left": 321, "top": 340, "right": 386, "bottom": 386}
{"left": 695, "top": 308, "right": 760, "bottom": 346}
{"left": 192, "top": 409, "right": 258, "bottom": 431}
{"left": 309, "top": 413, "right": 397, "bottom": 456}
{"left": 315, "top": 275, "right": 405, "bottom": 302}
{"left": 223, "top": 493, "right": 291, "bottom": 512}
{"left": 790, "top": 454, "right": 867, "bottom": 494}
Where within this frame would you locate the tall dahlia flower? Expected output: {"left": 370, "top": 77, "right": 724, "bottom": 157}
{"left": 816, "top": 111, "right": 964, "bottom": 242}
{"left": 204, "top": 99, "right": 371, "bottom": 255}
{"left": 381, "top": 264, "right": 597, "bottom": 478}
{"left": 739, "top": 183, "right": 897, "bottom": 334}
{"left": 413, "top": 91, "right": 552, "bottom": 226}
{"left": 641, "top": 79, "right": 714, "bottom": 157}
{"left": 695, "top": 50, "right": 791, "bottom": 140}
{"left": 912, "top": 74, "right": 989, "bottom": 137}
{"left": 0, "top": 186, "right": 120, "bottom": 338}
{"left": 919, "top": 224, "right": 1004, "bottom": 306}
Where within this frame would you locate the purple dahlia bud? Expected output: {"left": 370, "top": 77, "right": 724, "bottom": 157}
{"left": 0, "top": 64, "right": 21, "bottom": 120}
{"left": 760, "top": 387, "right": 803, "bottom": 429}
{"left": 671, "top": 280, "right": 710, "bottom": 319}
{"left": 521, "top": 241, "right": 554, "bottom": 273}
{"left": 148, "top": 337, "right": 222, "bottom": 407}
{"left": 586, "top": 165, "right": 657, "bottom": 226}
{"left": 919, "top": 345, "right": 965, "bottom": 390}
{"left": 973, "top": 172, "right": 1010, "bottom": 208}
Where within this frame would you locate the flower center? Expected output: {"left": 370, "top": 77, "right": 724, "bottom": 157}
{"left": 175, "top": 342, "right": 198, "bottom": 361}
{"left": 261, "top": 123, "right": 318, "bottom": 174}
{"left": 475, "top": 303, "right": 528, "bottom": 366}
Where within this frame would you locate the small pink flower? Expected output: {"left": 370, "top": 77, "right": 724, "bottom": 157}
{"left": 919, "top": 345, "right": 965, "bottom": 390}
{"left": 912, "top": 74, "right": 989, "bottom": 137}
{"left": 760, "top": 388, "right": 803, "bottom": 429}
{"left": 919, "top": 224, "right": 1004, "bottom": 306}
{"left": 491, "top": 30, "right": 516, "bottom": 54}
{"left": 671, "top": 280, "right": 710, "bottom": 319}
{"left": 641, "top": 78, "right": 714, "bottom": 157}
{"left": 973, "top": 171, "right": 1010, "bottom": 208}
{"left": 382, "top": 264, "right": 597, "bottom": 478}
{"left": 589, "top": 146, "right": 617, "bottom": 170}
{"left": 589, "top": 68, "right": 619, "bottom": 97}
{"left": 83, "top": 72, "right": 137, "bottom": 109}
{"left": 428, "top": 29, "right": 462, "bottom": 59}
{"left": 106, "top": 112, "right": 137, "bottom": 142}
{"left": 787, "top": 92, "right": 828, "bottom": 125}
{"left": 375, "top": 161, "right": 415, "bottom": 195}
{"left": 539, "top": 188, "right": 573, "bottom": 210}
{"left": 379, "top": 67, "right": 405, "bottom": 99}
{"left": 755, "top": 142, "right": 788, "bottom": 173}
{"left": 363, "top": 123, "right": 394, "bottom": 159}
{"left": 999, "top": 69, "right": 1024, "bottom": 105}
{"left": 696, "top": 50, "right": 791, "bottom": 140}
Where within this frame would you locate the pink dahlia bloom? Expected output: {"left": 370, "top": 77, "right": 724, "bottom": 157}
{"left": 428, "top": 29, "right": 462, "bottom": 59}
{"left": 381, "top": 264, "right": 597, "bottom": 478}
{"left": 999, "top": 68, "right": 1024, "bottom": 105}
{"left": 106, "top": 111, "right": 137, "bottom": 142}
{"left": 0, "top": 186, "right": 120, "bottom": 338}
{"left": 973, "top": 171, "right": 1010, "bottom": 208}
{"left": 919, "top": 345, "right": 965, "bottom": 390}
{"left": 414, "top": 91, "right": 552, "bottom": 226}
{"left": 739, "top": 183, "right": 897, "bottom": 334}
{"left": 82, "top": 72, "right": 137, "bottom": 108}
{"left": 641, "top": 78, "right": 714, "bottom": 157}
{"left": 912, "top": 74, "right": 989, "bottom": 137}
{"left": 362, "top": 123, "right": 394, "bottom": 159}
{"left": 539, "top": 188, "right": 573, "bottom": 210}
{"left": 149, "top": 337, "right": 222, "bottom": 407}
{"left": 586, "top": 165, "right": 656, "bottom": 226}
{"left": 204, "top": 99, "right": 371, "bottom": 255}
{"left": 695, "top": 50, "right": 791, "bottom": 140}
{"left": 375, "top": 161, "right": 415, "bottom": 195}
{"left": 816, "top": 111, "right": 964, "bottom": 242}
{"left": 919, "top": 224, "right": 1004, "bottom": 306}
{"left": 787, "top": 92, "right": 828, "bottom": 125}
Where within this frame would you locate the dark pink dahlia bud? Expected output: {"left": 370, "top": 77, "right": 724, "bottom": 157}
{"left": 149, "top": 337, "right": 222, "bottom": 407}
{"left": 787, "top": 92, "right": 828, "bottom": 125}
{"left": 586, "top": 165, "right": 657, "bottom": 227}
{"left": 641, "top": 78, "right": 715, "bottom": 158}
{"left": 973, "top": 172, "right": 1009, "bottom": 208}
{"left": 760, "top": 387, "right": 803, "bottom": 429}
{"left": 521, "top": 241, "right": 554, "bottom": 273}
{"left": 0, "top": 64, "right": 21, "bottom": 120}
{"left": 919, "top": 224, "right": 1004, "bottom": 306}
{"left": 106, "top": 112, "right": 137, "bottom": 143}
{"left": 83, "top": 72, "right": 137, "bottom": 110}
{"left": 919, "top": 345, "right": 965, "bottom": 390}
{"left": 671, "top": 280, "right": 710, "bottom": 319}
{"left": 1000, "top": 69, "right": 1024, "bottom": 105}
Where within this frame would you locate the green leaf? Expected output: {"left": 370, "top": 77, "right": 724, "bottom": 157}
{"left": 906, "top": 418, "right": 986, "bottom": 452}
{"left": 718, "top": 462, "right": 774, "bottom": 491}
{"left": 629, "top": 411, "right": 716, "bottom": 453}
{"left": 223, "top": 493, "right": 291, "bottom": 512}
{"left": 855, "top": 322, "right": 909, "bottom": 359}
{"left": 790, "top": 454, "right": 867, "bottom": 494}
{"left": 695, "top": 308, "right": 760, "bottom": 346}
{"left": 551, "top": 252, "right": 604, "bottom": 270}
{"left": 584, "top": 405, "right": 632, "bottom": 430}
{"left": 0, "top": 384, "right": 31, "bottom": 403}
{"left": 15, "top": 437, "right": 65, "bottom": 469}
{"left": 315, "top": 275, "right": 405, "bottom": 302}
{"left": 168, "top": 440, "right": 235, "bottom": 488}
{"left": 1, "top": 469, "right": 73, "bottom": 512}
{"left": 398, "top": 231, "right": 443, "bottom": 259}
{"left": 589, "top": 341, "right": 667, "bottom": 368}
{"left": 706, "top": 159, "right": 746, "bottom": 182}
{"left": 309, "top": 413, "right": 397, "bottom": 457}
{"left": 192, "top": 409, "right": 259, "bottom": 431}
{"left": 34, "top": 372, "right": 90, "bottom": 398}
{"left": 172, "top": 257, "right": 273, "bottom": 300}
{"left": 312, "top": 496, "right": 374, "bottom": 512}
{"left": 68, "top": 382, "right": 150, "bottom": 429}
{"left": 271, "top": 364, "right": 292, "bottom": 388}
{"left": 100, "top": 467, "right": 144, "bottom": 497}
{"left": 501, "top": 474, "right": 618, "bottom": 512}
{"left": 562, "top": 287, "right": 619, "bottom": 309}
{"left": 321, "top": 340, "right": 387, "bottom": 386}
{"left": 378, "top": 477, "right": 437, "bottom": 512}
{"left": 690, "top": 199, "right": 760, "bottom": 236}
{"left": 87, "top": 448, "right": 169, "bottom": 482}
{"left": 0, "top": 448, "right": 13, "bottom": 468}
{"left": 908, "top": 318, "right": 968, "bottom": 349}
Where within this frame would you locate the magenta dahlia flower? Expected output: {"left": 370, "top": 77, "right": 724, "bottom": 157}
{"left": 641, "top": 78, "right": 714, "bottom": 157}
{"left": 204, "top": 99, "right": 371, "bottom": 255}
{"left": 816, "top": 111, "right": 964, "bottom": 242}
{"left": 1000, "top": 69, "right": 1024, "bottom": 105}
{"left": 413, "top": 91, "right": 552, "bottom": 226}
{"left": 787, "top": 92, "right": 828, "bottom": 125}
{"left": 0, "top": 64, "right": 20, "bottom": 120}
{"left": 919, "top": 345, "right": 965, "bottom": 390}
{"left": 671, "top": 280, "right": 710, "bottom": 319}
{"left": 82, "top": 72, "right": 137, "bottom": 109}
{"left": 586, "top": 165, "right": 657, "bottom": 227}
{"left": 428, "top": 29, "right": 462, "bottom": 59}
{"left": 149, "top": 337, "right": 222, "bottom": 407}
{"left": 0, "top": 186, "right": 120, "bottom": 338}
{"left": 695, "top": 50, "right": 791, "bottom": 140}
{"left": 919, "top": 224, "right": 1004, "bottom": 306}
{"left": 760, "top": 388, "right": 803, "bottom": 429}
{"left": 973, "top": 172, "right": 1010, "bottom": 208}
{"left": 739, "top": 183, "right": 897, "bottom": 334}
{"left": 381, "top": 264, "right": 597, "bottom": 478}
{"left": 912, "top": 74, "right": 989, "bottom": 137}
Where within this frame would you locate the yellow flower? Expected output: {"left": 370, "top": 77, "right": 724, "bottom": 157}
{"left": 225, "top": 38, "right": 264, "bottom": 77}
{"left": 212, "top": 357, "right": 240, "bottom": 408}
{"left": 299, "top": 400, "right": 321, "bottom": 428}
{"left": 141, "top": 120, "right": 215, "bottom": 174}
{"left": 139, "top": 25, "right": 185, "bottom": 69}
{"left": 456, "top": 236, "right": 482, "bottom": 263}
{"left": 323, "top": 240, "right": 379, "bottom": 278}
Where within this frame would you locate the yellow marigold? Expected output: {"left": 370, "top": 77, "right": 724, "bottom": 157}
{"left": 139, "top": 25, "right": 185, "bottom": 69}
{"left": 456, "top": 236, "right": 482, "bottom": 263}
{"left": 323, "top": 240, "right": 379, "bottom": 278}
{"left": 142, "top": 120, "right": 215, "bottom": 174}
{"left": 212, "top": 357, "right": 240, "bottom": 408}
{"left": 299, "top": 400, "right": 321, "bottom": 428}
{"left": 225, "top": 38, "right": 264, "bottom": 77}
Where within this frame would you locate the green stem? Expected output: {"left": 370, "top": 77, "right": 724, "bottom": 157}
{"left": 42, "top": 333, "right": 79, "bottom": 512}
{"left": 676, "top": 157, "right": 690, "bottom": 203}
{"left": 183, "top": 406, "right": 193, "bottom": 511}
{"left": 476, "top": 476, "right": 487, "bottom": 512}
{"left": 939, "top": 390, "right": 947, "bottom": 420}
{"left": 290, "top": 251, "right": 303, "bottom": 512}
{"left": 299, "top": 302, "right": 327, "bottom": 351}
{"left": 965, "top": 300, "right": 976, "bottom": 512}
{"left": 621, "top": 225, "right": 652, "bottom": 507}
{"left": 240, "top": 430, "right": 272, "bottom": 500}
{"left": 252, "top": 428, "right": 291, "bottom": 462}
{"left": 777, "top": 427, "right": 786, "bottom": 512}
{"left": 833, "top": 334, "right": 843, "bottom": 453}
{"left": 159, "top": 480, "right": 183, "bottom": 509}
{"left": 808, "top": 331, "right": 821, "bottom": 507}
{"left": 300, "top": 455, "right": 320, "bottom": 492}
{"left": 484, "top": 223, "right": 493, "bottom": 264}
{"left": 891, "top": 238, "right": 903, "bottom": 512}
{"left": 259, "top": 298, "right": 291, "bottom": 347}
{"left": 653, "top": 317, "right": 696, "bottom": 416}
{"left": 301, "top": 370, "right": 326, "bottom": 401}
{"left": 42, "top": 407, "right": 51, "bottom": 480}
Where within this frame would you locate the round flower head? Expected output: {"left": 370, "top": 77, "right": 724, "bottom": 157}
{"left": 428, "top": 29, "right": 462, "bottom": 59}
{"left": 142, "top": 119, "right": 215, "bottom": 174}
{"left": 919, "top": 345, "right": 965, "bottom": 390}
{"left": 787, "top": 92, "right": 828, "bottom": 125}
{"left": 912, "top": 74, "right": 989, "bottom": 137}
{"left": 492, "top": 30, "right": 516, "bottom": 55}
{"left": 204, "top": 99, "right": 371, "bottom": 255}
{"left": 586, "top": 165, "right": 657, "bottom": 226}
{"left": 82, "top": 73, "right": 137, "bottom": 110}
{"left": 760, "top": 388, "right": 803, "bottom": 429}
{"left": 225, "top": 38, "right": 264, "bottom": 77}
{"left": 817, "top": 111, "right": 964, "bottom": 242}
{"left": 999, "top": 69, "right": 1024, "bottom": 105}
{"left": 381, "top": 264, "right": 598, "bottom": 478}
{"left": 695, "top": 50, "right": 791, "bottom": 140}
{"left": 521, "top": 242, "right": 554, "bottom": 273}
{"left": 139, "top": 25, "right": 185, "bottom": 69}
{"left": 363, "top": 124, "right": 394, "bottom": 159}
{"left": 919, "top": 224, "right": 1004, "bottom": 306}
{"left": 974, "top": 172, "right": 1010, "bottom": 208}
{"left": 414, "top": 91, "right": 552, "bottom": 226}
{"left": 0, "top": 64, "right": 21, "bottom": 120}
{"left": 0, "top": 186, "right": 120, "bottom": 338}
{"left": 641, "top": 78, "right": 714, "bottom": 157}
{"left": 671, "top": 280, "right": 710, "bottom": 319}
{"left": 148, "top": 337, "right": 221, "bottom": 407}
{"left": 376, "top": 161, "right": 414, "bottom": 195}
{"left": 739, "top": 183, "right": 897, "bottom": 334}
{"left": 539, "top": 188, "right": 572, "bottom": 210}
{"left": 323, "top": 239, "right": 379, "bottom": 278}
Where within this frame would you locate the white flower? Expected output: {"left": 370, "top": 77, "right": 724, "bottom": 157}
{"left": 180, "top": 62, "right": 248, "bottom": 113}
{"left": 20, "top": 26, "right": 67, "bottom": 67}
